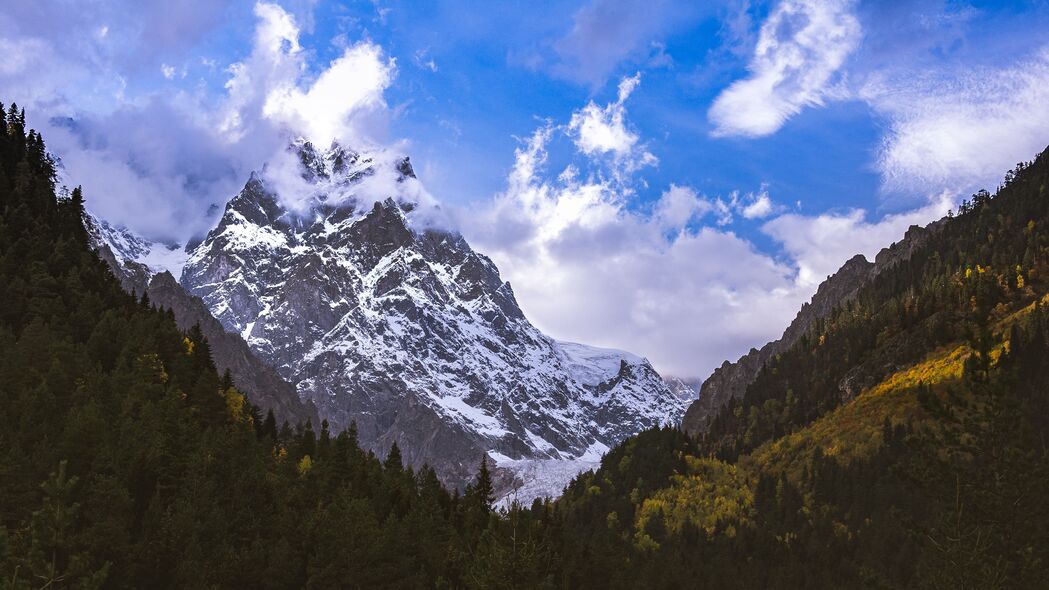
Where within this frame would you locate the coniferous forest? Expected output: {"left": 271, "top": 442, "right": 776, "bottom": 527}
{"left": 2, "top": 101, "right": 1049, "bottom": 589}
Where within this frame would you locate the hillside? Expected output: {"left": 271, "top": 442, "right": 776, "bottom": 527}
{"left": 546, "top": 148, "right": 1049, "bottom": 587}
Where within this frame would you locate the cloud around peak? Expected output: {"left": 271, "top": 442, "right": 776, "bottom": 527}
{"left": 14, "top": 1, "right": 402, "bottom": 243}
{"left": 224, "top": 2, "right": 397, "bottom": 149}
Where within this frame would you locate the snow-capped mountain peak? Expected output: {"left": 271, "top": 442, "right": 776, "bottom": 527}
{"left": 180, "top": 144, "right": 687, "bottom": 493}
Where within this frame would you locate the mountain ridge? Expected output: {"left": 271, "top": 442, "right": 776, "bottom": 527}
{"left": 682, "top": 219, "right": 945, "bottom": 434}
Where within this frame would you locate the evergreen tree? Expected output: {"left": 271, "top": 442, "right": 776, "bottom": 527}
{"left": 467, "top": 455, "right": 494, "bottom": 514}
{"left": 384, "top": 441, "right": 402, "bottom": 471}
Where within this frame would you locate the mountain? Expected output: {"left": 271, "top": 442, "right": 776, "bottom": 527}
{"left": 682, "top": 220, "right": 944, "bottom": 434}
{"left": 552, "top": 149, "right": 1049, "bottom": 587}
{"left": 175, "top": 141, "right": 685, "bottom": 491}
{"left": 85, "top": 213, "right": 319, "bottom": 427}
{"left": 663, "top": 375, "right": 702, "bottom": 402}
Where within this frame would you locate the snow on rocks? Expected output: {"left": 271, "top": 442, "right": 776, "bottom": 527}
{"left": 179, "top": 141, "right": 688, "bottom": 492}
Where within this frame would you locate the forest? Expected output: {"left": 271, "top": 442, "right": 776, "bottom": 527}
{"left": 1, "top": 101, "right": 1047, "bottom": 588}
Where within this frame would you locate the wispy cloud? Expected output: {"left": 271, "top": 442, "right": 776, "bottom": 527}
{"left": 708, "top": 0, "right": 1049, "bottom": 201}
{"left": 413, "top": 48, "right": 438, "bottom": 72}
{"left": 708, "top": 0, "right": 861, "bottom": 137}
{"left": 863, "top": 46, "right": 1049, "bottom": 196}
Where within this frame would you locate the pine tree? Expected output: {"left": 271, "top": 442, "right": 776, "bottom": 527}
{"left": 384, "top": 441, "right": 403, "bottom": 472}
{"left": 65, "top": 186, "right": 87, "bottom": 241}
{"left": 467, "top": 455, "right": 494, "bottom": 514}
{"left": 219, "top": 368, "right": 233, "bottom": 391}
{"left": 23, "top": 462, "right": 110, "bottom": 589}
{"left": 261, "top": 409, "right": 278, "bottom": 441}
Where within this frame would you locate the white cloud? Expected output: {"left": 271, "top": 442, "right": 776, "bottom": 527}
{"left": 161, "top": 64, "right": 176, "bottom": 79}
{"left": 708, "top": 0, "right": 861, "bottom": 137}
{"left": 468, "top": 124, "right": 953, "bottom": 377}
{"left": 706, "top": 187, "right": 779, "bottom": 226}
{"left": 741, "top": 189, "right": 773, "bottom": 219}
{"left": 567, "top": 73, "right": 657, "bottom": 174}
{"left": 654, "top": 184, "right": 711, "bottom": 230}
{"left": 762, "top": 190, "right": 954, "bottom": 287}
{"left": 863, "top": 46, "right": 1049, "bottom": 196}
{"left": 221, "top": 2, "right": 396, "bottom": 148}
{"left": 465, "top": 125, "right": 804, "bottom": 378}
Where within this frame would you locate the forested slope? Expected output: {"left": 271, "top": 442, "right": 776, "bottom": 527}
{"left": 549, "top": 147, "right": 1049, "bottom": 588}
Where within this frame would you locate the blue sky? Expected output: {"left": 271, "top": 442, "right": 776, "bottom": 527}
{"left": 3, "top": 0, "right": 1049, "bottom": 378}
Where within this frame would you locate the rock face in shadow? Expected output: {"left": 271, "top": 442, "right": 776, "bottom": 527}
{"left": 85, "top": 214, "right": 318, "bottom": 428}
{"left": 180, "top": 142, "right": 686, "bottom": 490}
{"left": 146, "top": 271, "right": 319, "bottom": 427}
{"left": 682, "top": 220, "right": 945, "bottom": 434}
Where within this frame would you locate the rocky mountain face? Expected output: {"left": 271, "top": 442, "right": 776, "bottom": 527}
{"left": 84, "top": 215, "right": 159, "bottom": 295}
{"left": 85, "top": 214, "right": 319, "bottom": 427}
{"left": 682, "top": 220, "right": 945, "bottom": 434}
{"left": 663, "top": 376, "right": 702, "bottom": 402}
{"left": 173, "top": 142, "right": 685, "bottom": 490}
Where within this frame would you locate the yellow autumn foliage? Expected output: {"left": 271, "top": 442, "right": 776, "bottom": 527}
{"left": 635, "top": 457, "right": 752, "bottom": 544}
{"left": 297, "top": 454, "right": 313, "bottom": 476}
{"left": 224, "top": 387, "right": 247, "bottom": 423}
{"left": 135, "top": 353, "right": 168, "bottom": 383}
{"left": 744, "top": 290, "right": 1040, "bottom": 481}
